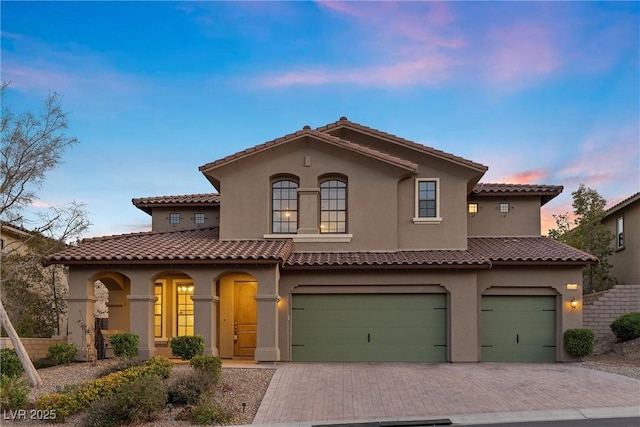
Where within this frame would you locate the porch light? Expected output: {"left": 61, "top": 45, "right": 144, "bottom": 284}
{"left": 566, "top": 284, "right": 579, "bottom": 290}
{"left": 570, "top": 298, "right": 578, "bottom": 309}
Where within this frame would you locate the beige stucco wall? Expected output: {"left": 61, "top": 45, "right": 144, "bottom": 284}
{"left": 467, "top": 196, "right": 543, "bottom": 237}
{"left": 603, "top": 199, "right": 639, "bottom": 285}
{"left": 205, "top": 135, "right": 473, "bottom": 251}
{"left": 151, "top": 207, "right": 220, "bottom": 232}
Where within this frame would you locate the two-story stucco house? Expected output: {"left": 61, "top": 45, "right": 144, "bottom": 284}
{"left": 602, "top": 192, "right": 640, "bottom": 286}
{"left": 46, "top": 117, "right": 597, "bottom": 363}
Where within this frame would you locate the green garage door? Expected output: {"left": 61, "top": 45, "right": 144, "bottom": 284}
{"left": 481, "top": 296, "right": 557, "bottom": 362}
{"left": 292, "top": 294, "right": 447, "bottom": 362}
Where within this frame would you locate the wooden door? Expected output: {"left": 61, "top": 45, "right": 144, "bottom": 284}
{"left": 234, "top": 281, "right": 257, "bottom": 357}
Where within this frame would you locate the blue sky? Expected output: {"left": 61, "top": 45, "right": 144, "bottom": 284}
{"left": 2, "top": 1, "right": 638, "bottom": 238}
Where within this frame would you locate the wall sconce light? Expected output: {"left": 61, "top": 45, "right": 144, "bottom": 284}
{"left": 566, "top": 284, "right": 579, "bottom": 290}
{"left": 570, "top": 298, "right": 578, "bottom": 309}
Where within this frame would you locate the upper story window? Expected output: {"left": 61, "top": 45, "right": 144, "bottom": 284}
{"left": 320, "top": 179, "right": 347, "bottom": 233}
{"left": 499, "top": 202, "right": 510, "bottom": 213}
{"left": 616, "top": 216, "right": 624, "bottom": 249}
{"left": 272, "top": 179, "right": 298, "bottom": 233}
{"left": 194, "top": 213, "right": 205, "bottom": 225}
{"left": 169, "top": 213, "right": 181, "bottom": 225}
{"left": 414, "top": 178, "right": 441, "bottom": 223}
{"left": 468, "top": 203, "right": 478, "bottom": 214}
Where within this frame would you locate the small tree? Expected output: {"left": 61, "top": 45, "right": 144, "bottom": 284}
{"left": 549, "top": 184, "right": 617, "bottom": 293}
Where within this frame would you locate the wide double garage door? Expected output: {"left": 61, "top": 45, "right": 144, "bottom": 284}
{"left": 291, "top": 294, "right": 447, "bottom": 362}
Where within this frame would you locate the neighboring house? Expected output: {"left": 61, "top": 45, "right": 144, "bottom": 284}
{"left": 46, "top": 117, "right": 597, "bottom": 363}
{"left": 601, "top": 192, "right": 640, "bottom": 286}
{"left": 1, "top": 221, "right": 69, "bottom": 337}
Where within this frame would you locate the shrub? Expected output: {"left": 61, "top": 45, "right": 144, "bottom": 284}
{"left": 108, "top": 333, "right": 139, "bottom": 358}
{"left": 189, "top": 402, "right": 232, "bottom": 425}
{"left": 84, "top": 374, "right": 167, "bottom": 427}
{"left": 97, "top": 357, "right": 143, "bottom": 378}
{"left": 36, "top": 356, "right": 173, "bottom": 421}
{"left": 33, "top": 357, "right": 59, "bottom": 370}
{"left": 170, "top": 335, "right": 204, "bottom": 360}
{"left": 610, "top": 312, "right": 640, "bottom": 342}
{"left": 0, "top": 374, "right": 29, "bottom": 410}
{"left": 190, "top": 355, "right": 222, "bottom": 384}
{"left": 167, "top": 371, "right": 210, "bottom": 405}
{"left": 563, "top": 328, "right": 594, "bottom": 358}
{"left": 47, "top": 342, "right": 77, "bottom": 365}
{"left": 0, "top": 349, "right": 23, "bottom": 378}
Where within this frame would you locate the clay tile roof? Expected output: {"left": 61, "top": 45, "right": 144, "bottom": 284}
{"left": 199, "top": 128, "right": 417, "bottom": 172}
{"left": 285, "top": 237, "right": 596, "bottom": 269}
{"left": 467, "top": 237, "right": 597, "bottom": 265}
{"left": 44, "top": 227, "right": 293, "bottom": 266}
{"left": 132, "top": 193, "right": 220, "bottom": 215}
{"left": 316, "top": 117, "right": 488, "bottom": 173}
{"left": 471, "top": 183, "right": 563, "bottom": 205}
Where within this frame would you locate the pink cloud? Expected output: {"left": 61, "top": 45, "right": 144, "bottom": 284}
{"left": 482, "top": 22, "right": 562, "bottom": 85}
{"left": 497, "top": 170, "right": 549, "bottom": 184}
{"left": 260, "top": 54, "right": 456, "bottom": 88}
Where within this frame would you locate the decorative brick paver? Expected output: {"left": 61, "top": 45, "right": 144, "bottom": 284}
{"left": 252, "top": 363, "right": 640, "bottom": 424}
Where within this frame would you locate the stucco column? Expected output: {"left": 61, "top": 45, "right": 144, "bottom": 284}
{"left": 66, "top": 294, "right": 97, "bottom": 361}
{"left": 446, "top": 273, "right": 479, "bottom": 362}
{"left": 126, "top": 295, "right": 156, "bottom": 359}
{"left": 297, "top": 187, "right": 320, "bottom": 234}
{"left": 254, "top": 267, "right": 281, "bottom": 362}
{"left": 192, "top": 294, "right": 220, "bottom": 356}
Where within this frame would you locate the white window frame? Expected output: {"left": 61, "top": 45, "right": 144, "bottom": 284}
{"left": 154, "top": 280, "right": 167, "bottom": 341}
{"left": 413, "top": 178, "right": 442, "bottom": 224}
{"left": 194, "top": 212, "right": 205, "bottom": 225}
{"left": 616, "top": 216, "right": 624, "bottom": 249}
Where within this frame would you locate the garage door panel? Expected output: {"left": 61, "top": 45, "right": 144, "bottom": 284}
{"left": 481, "top": 296, "right": 556, "bottom": 363}
{"left": 292, "top": 294, "right": 447, "bottom": 362}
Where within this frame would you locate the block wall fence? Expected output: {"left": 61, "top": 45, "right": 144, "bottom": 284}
{"left": 0, "top": 336, "right": 67, "bottom": 360}
{"left": 583, "top": 284, "right": 640, "bottom": 339}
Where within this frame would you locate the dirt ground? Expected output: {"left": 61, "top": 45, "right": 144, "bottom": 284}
{"left": 585, "top": 336, "right": 640, "bottom": 366}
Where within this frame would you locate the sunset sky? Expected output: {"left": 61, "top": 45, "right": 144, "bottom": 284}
{"left": 2, "top": 1, "right": 638, "bottom": 238}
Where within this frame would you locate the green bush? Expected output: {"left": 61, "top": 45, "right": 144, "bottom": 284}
{"left": 189, "top": 402, "right": 232, "bottom": 425}
{"left": 167, "top": 371, "right": 210, "bottom": 405}
{"left": 97, "top": 357, "right": 143, "bottom": 377}
{"left": 610, "top": 312, "right": 640, "bottom": 342}
{"left": 84, "top": 374, "right": 167, "bottom": 427}
{"left": 0, "top": 349, "right": 23, "bottom": 378}
{"left": 563, "top": 328, "right": 594, "bottom": 358}
{"left": 47, "top": 342, "right": 77, "bottom": 365}
{"left": 170, "top": 335, "right": 204, "bottom": 360}
{"left": 36, "top": 356, "right": 173, "bottom": 422}
{"left": 1, "top": 374, "right": 29, "bottom": 410}
{"left": 109, "top": 333, "right": 139, "bottom": 358}
{"left": 190, "top": 355, "right": 222, "bottom": 384}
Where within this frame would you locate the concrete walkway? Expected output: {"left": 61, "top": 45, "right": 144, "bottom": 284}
{"left": 252, "top": 363, "right": 640, "bottom": 425}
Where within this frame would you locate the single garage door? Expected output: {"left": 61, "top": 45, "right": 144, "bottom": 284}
{"left": 291, "top": 294, "right": 447, "bottom": 362}
{"left": 481, "top": 296, "right": 556, "bottom": 362}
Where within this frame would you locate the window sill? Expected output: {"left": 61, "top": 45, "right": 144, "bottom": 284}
{"left": 412, "top": 217, "right": 442, "bottom": 225}
{"left": 615, "top": 246, "right": 625, "bottom": 252}
{"left": 263, "top": 233, "right": 353, "bottom": 243}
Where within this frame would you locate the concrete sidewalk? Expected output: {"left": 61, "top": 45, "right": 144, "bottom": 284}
{"left": 252, "top": 363, "right": 640, "bottom": 425}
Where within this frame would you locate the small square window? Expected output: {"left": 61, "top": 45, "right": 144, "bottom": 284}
{"left": 468, "top": 203, "right": 478, "bottom": 214}
{"left": 499, "top": 203, "right": 510, "bottom": 213}
{"left": 194, "top": 213, "right": 205, "bottom": 225}
{"left": 169, "top": 213, "right": 181, "bottom": 225}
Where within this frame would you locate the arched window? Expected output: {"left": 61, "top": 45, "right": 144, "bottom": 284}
{"left": 272, "top": 179, "right": 298, "bottom": 233}
{"left": 320, "top": 179, "right": 347, "bottom": 233}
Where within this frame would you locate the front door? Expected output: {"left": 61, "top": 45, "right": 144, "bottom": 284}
{"left": 234, "top": 281, "right": 257, "bottom": 357}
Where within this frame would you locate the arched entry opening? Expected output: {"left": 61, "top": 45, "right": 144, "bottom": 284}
{"left": 151, "top": 271, "right": 195, "bottom": 357}
{"left": 217, "top": 272, "right": 258, "bottom": 359}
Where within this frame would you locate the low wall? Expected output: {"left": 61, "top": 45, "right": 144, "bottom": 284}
{"left": 0, "top": 336, "right": 68, "bottom": 360}
{"left": 583, "top": 284, "right": 640, "bottom": 339}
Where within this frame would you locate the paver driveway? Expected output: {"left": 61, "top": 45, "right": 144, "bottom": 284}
{"left": 253, "top": 363, "right": 640, "bottom": 424}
